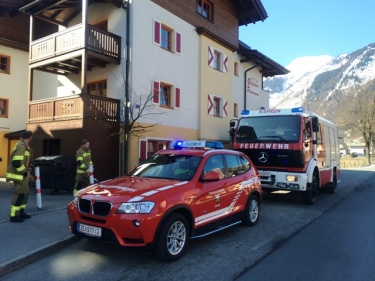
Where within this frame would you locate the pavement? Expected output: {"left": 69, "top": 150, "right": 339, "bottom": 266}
{"left": 0, "top": 178, "right": 81, "bottom": 277}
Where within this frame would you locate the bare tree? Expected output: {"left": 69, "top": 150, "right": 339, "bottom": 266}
{"left": 342, "top": 82, "right": 375, "bottom": 164}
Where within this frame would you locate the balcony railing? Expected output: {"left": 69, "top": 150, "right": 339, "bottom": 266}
{"left": 28, "top": 95, "right": 120, "bottom": 123}
{"left": 30, "top": 24, "right": 121, "bottom": 63}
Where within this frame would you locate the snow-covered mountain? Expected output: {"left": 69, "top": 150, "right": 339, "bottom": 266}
{"left": 265, "top": 42, "right": 375, "bottom": 122}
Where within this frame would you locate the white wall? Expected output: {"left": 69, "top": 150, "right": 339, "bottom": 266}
{"left": 130, "top": 0, "right": 199, "bottom": 130}
{"left": 0, "top": 45, "right": 28, "bottom": 131}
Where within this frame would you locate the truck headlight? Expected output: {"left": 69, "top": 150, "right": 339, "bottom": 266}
{"left": 117, "top": 202, "right": 155, "bottom": 214}
{"left": 286, "top": 175, "right": 299, "bottom": 182}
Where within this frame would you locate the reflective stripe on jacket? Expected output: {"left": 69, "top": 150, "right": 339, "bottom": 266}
{"left": 6, "top": 139, "right": 32, "bottom": 183}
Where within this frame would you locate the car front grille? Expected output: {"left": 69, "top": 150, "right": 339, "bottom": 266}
{"left": 78, "top": 198, "right": 112, "bottom": 216}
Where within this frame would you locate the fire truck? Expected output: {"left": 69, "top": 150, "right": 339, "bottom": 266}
{"left": 229, "top": 107, "right": 340, "bottom": 204}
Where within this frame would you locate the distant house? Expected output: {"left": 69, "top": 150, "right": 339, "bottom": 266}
{"left": 0, "top": 4, "right": 29, "bottom": 176}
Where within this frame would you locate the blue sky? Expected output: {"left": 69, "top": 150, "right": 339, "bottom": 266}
{"left": 239, "top": 0, "right": 375, "bottom": 67}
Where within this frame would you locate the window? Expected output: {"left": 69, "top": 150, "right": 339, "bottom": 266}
{"left": 213, "top": 51, "right": 222, "bottom": 71}
{"left": 147, "top": 140, "right": 171, "bottom": 158}
{"left": 161, "top": 25, "right": 172, "bottom": 51}
{"left": 153, "top": 81, "right": 181, "bottom": 109}
{"left": 234, "top": 62, "right": 239, "bottom": 76}
{"left": 0, "top": 55, "right": 10, "bottom": 74}
{"left": 208, "top": 94, "right": 227, "bottom": 118}
{"left": 208, "top": 46, "right": 228, "bottom": 73}
{"left": 0, "top": 98, "right": 9, "bottom": 117}
{"left": 225, "top": 154, "right": 250, "bottom": 177}
{"left": 87, "top": 80, "right": 107, "bottom": 97}
{"left": 153, "top": 20, "right": 181, "bottom": 55}
{"left": 234, "top": 103, "right": 238, "bottom": 117}
{"left": 160, "top": 83, "right": 171, "bottom": 107}
{"left": 197, "top": 0, "right": 213, "bottom": 21}
{"left": 213, "top": 97, "right": 220, "bottom": 117}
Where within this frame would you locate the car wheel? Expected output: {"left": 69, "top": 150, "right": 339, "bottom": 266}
{"left": 303, "top": 173, "right": 318, "bottom": 205}
{"left": 327, "top": 170, "right": 337, "bottom": 194}
{"left": 154, "top": 213, "right": 189, "bottom": 262}
{"left": 242, "top": 194, "right": 259, "bottom": 226}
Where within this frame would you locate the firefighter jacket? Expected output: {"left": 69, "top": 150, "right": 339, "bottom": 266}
{"left": 6, "top": 139, "right": 33, "bottom": 183}
{"left": 76, "top": 147, "right": 93, "bottom": 176}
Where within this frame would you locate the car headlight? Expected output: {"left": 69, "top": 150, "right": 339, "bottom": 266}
{"left": 117, "top": 202, "right": 155, "bottom": 214}
{"left": 71, "top": 195, "right": 79, "bottom": 206}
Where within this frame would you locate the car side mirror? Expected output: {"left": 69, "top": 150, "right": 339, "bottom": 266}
{"left": 202, "top": 170, "right": 221, "bottom": 181}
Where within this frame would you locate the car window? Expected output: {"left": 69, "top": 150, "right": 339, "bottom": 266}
{"left": 238, "top": 155, "right": 251, "bottom": 173}
{"left": 130, "top": 154, "right": 202, "bottom": 181}
{"left": 203, "top": 155, "right": 225, "bottom": 179}
{"left": 225, "top": 154, "right": 244, "bottom": 177}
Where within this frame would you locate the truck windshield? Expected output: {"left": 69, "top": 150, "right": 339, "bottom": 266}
{"left": 236, "top": 116, "right": 301, "bottom": 143}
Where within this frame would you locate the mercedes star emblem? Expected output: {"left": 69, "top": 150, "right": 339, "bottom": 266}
{"left": 258, "top": 152, "right": 268, "bottom": 163}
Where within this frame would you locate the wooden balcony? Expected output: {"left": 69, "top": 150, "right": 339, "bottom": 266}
{"left": 28, "top": 95, "right": 120, "bottom": 124}
{"left": 29, "top": 24, "right": 121, "bottom": 73}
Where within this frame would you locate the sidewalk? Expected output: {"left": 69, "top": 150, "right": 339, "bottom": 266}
{"left": 0, "top": 178, "right": 80, "bottom": 277}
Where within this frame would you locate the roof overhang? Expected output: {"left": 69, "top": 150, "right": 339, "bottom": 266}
{"left": 230, "top": 0, "right": 268, "bottom": 26}
{"left": 18, "top": 0, "right": 121, "bottom": 26}
{"left": 238, "top": 41, "right": 289, "bottom": 77}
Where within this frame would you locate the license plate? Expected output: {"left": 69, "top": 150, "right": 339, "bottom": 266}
{"left": 77, "top": 223, "right": 102, "bottom": 238}
{"left": 260, "top": 171, "right": 271, "bottom": 177}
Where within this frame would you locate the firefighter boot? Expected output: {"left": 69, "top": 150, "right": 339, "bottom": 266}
{"left": 20, "top": 209, "right": 31, "bottom": 219}
{"left": 10, "top": 215, "right": 24, "bottom": 223}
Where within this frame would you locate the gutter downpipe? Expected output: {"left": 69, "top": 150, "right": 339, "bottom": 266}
{"left": 121, "top": 0, "right": 131, "bottom": 175}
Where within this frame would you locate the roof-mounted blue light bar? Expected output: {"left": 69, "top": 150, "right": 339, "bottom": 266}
{"left": 291, "top": 107, "right": 305, "bottom": 113}
{"left": 173, "top": 140, "right": 223, "bottom": 150}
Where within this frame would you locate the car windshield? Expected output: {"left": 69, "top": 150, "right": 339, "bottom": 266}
{"left": 129, "top": 154, "right": 203, "bottom": 181}
{"left": 236, "top": 116, "right": 301, "bottom": 143}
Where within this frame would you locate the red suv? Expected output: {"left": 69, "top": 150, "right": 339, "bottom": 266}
{"left": 67, "top": 140, "right": 262, "bottom": 261}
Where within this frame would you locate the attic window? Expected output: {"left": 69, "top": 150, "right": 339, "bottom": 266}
{"left": 197, "top": 0, "right": 213, "bottom": 21}
{"left": 0, "top": 55, "right": 10, "bottom": 74}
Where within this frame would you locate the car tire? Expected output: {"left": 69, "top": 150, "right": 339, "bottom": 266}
{"left": 303, "top": 173, "right": 318, "bottom": 205}
{"left": 242, "top": 194, "right": 259, "bottom": 226}
{"left": 327, "top": 170, "right": 337, "bottom": 194}
{"left": 154, "top": 213, "right": 189, "bottom": 262}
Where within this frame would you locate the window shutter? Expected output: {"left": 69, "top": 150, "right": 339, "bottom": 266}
{"left": 222, "top": 99, "right": 228, "bottom": 117}
{"left": 207, "top": 94, "right": 214, "bottom": 115}
{"left": 153, "top": 81, "right": 160, "bottom": 104}
{"left": 208, "top": 46, "right": 215, "bottom": 68}
{"left": 222, "top": 54, "right": 228, "bottom": 73}
{"left": 175, "top": 87, "right": 181, "bottom": 108}
{"left": 139, "top": 140, "right": 147, "bottom": 163}
{"left": 175, "top": 32, "right": 181, "bottom": 54}
{"left": 153, "top": 20, "right": 160, "bottom": 45}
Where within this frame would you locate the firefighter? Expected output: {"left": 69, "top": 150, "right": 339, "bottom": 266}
{"left": 73, "top": 139, "right": 93, "bottom": 195}
{"left": 6, "top": 130, "right": 34, "bottom": 223}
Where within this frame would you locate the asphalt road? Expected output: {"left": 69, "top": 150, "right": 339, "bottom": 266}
{"left": 237, "top": 168, "right": 375, "bottom": 281}
{"left": 2, "top": 165, "right": 374, "bottom": 281}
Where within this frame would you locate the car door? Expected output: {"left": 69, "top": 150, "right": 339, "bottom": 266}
{"left": 193, "top": 154, "right": 243, "bottom": 227}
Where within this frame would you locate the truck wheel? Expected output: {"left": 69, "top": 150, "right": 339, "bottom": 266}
{"left": 242, "top": 194, "right": 259, "bottom": 226}
{"left": 154, "top": 213, "right": 189, "bottom": 262}
{"left": 327, "top": 170, "right": 337, "bottom": 194}
{"left": 303, "top": 173, "right": 318, "bottom": 205}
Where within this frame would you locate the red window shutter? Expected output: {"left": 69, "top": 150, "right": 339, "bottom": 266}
{"left": 176, "top": 32, "right": 181, "bottom": 54}
{"left": 175, "top": 87, "right": 180, "bottom": 108}
{"left": 153, "top": 20, "right": 160, "bottom": 45}
{"left": 140, "top": 140, "right": 147, "bottom": 163}
{"left": 153, "top": 81, "right": 160, "bottom": 104}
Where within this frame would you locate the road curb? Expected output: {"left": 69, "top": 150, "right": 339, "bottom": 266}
{"left": 0, "top": 235, "right": 81, "bottom": 277}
